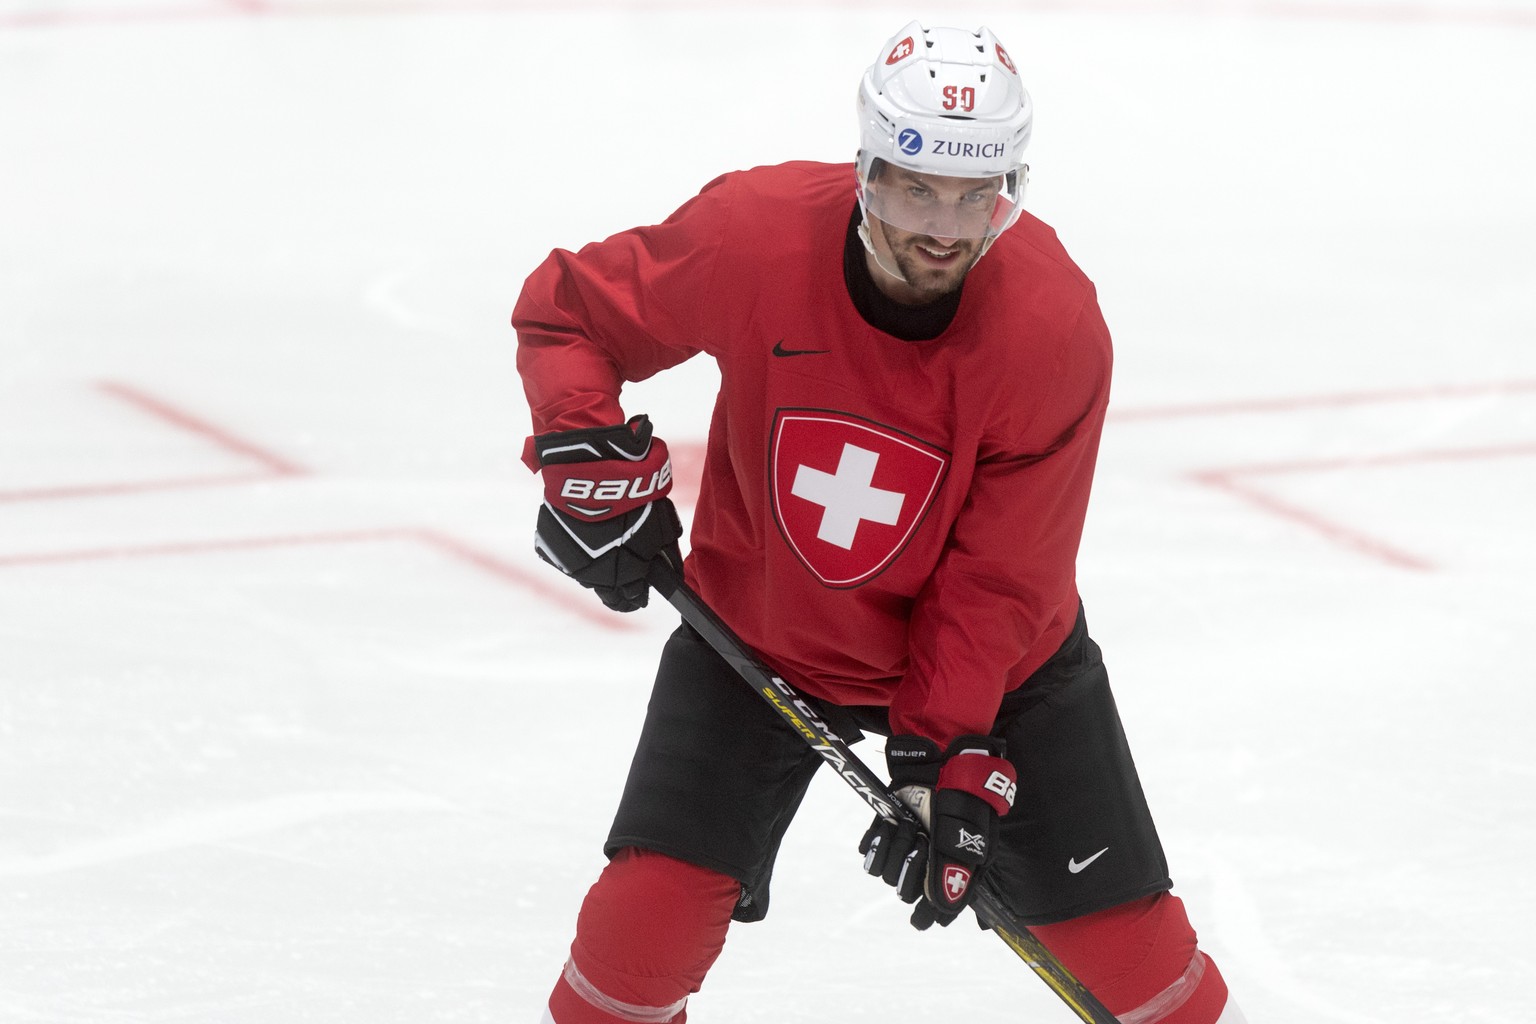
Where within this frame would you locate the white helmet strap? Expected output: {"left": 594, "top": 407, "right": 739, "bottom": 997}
{"left": 856, "top": 213, "right": 910, "bottom": 287}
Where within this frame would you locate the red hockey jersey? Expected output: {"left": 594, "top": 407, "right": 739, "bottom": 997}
{"left": 514, "top": 161, "right": 1112, "bottom": 746}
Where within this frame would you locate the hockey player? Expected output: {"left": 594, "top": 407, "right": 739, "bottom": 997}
{"left": 514, "top": 21, "right": 1247, "bottom": 1024}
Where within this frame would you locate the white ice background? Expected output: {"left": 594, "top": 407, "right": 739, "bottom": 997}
{"left": 3, "top": 1, "right": 1535, "bottom": 1021}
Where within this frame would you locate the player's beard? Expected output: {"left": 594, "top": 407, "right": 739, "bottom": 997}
{"left": 878, "top": 221, "right": 984, "bottom": 303}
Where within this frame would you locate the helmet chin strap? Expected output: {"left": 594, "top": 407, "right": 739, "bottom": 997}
{"left": 857, "top": 210, "right": 911, "bottom": 286}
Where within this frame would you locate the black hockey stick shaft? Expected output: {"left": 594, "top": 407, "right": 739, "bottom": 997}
{"left": 645, "top": 562, "right": 1119, "bottom": 1024}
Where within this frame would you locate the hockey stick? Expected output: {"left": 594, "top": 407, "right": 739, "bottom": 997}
{"left": 645, "top": 562, "right": 1119, "bottom": 1024}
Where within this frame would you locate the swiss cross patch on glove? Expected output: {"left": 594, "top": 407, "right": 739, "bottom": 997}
{"left": 940, "top": 863, "right": 973, "bottom": 904}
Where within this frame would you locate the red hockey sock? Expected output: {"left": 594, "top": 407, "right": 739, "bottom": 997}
{"left": 1030, "top": 892, "right": 1231, "bottom": 1024}
{"left": 545, "top": 847, "right": 740, "bottom": 1024}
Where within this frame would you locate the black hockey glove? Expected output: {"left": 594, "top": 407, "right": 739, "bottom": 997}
{"left": 527, "top": 415, "right": 682, "bottom": 613}
{"left": 858, "top": 734, "right": 1016, "bottom": 930}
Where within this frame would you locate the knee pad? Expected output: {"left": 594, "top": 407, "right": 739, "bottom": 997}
{"left": 548, "top": 847, "right": 740, "bottom": 1024}
{"left": 1031, "top": 892, "right": 1233, "bottom": 1024}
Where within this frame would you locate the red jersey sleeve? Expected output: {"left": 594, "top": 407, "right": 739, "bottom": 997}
{"left": 888, "top": 289, "right": 1112, "bottom": 744}
{"left": 512, "top": 177, "right": 734, "bottom": 453}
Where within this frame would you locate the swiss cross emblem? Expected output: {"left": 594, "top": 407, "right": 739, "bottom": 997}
{"left": 942, "top": 864, "right": 971, "bottom": 904}
{"left": 886, "top": 36, "right": 915, "bottom": 65}
{"left": 770, "top": 409, "right": 949, "bottom": 588}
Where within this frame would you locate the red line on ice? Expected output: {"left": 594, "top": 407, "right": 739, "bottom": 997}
{"left": 1109, "top": 379, "right": 1536, "bottom": 423}
{"left": 1189, "top": 442, "right": 1536, "bottom": 571}
{"left": 0, "top": 472, "right": 279, "bottom": 504}
{"left": 96, "top": 379, "right": 306, "bottom": 477}
{"left": 0, "top": 528, "right": 638, "bottom": 631}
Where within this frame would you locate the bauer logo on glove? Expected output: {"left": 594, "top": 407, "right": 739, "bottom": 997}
{"left": 530, "top": 415, "right": 675, "bottom": 521}
{"left": 556, "top": 461, "right": 673, "bottom": 516}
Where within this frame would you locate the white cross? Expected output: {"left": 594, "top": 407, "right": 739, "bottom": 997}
{"left": 790, "top": 443, "right": 905, "bottom": 550}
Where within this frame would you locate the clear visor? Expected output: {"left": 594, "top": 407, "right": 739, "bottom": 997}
{"left": 860, "top": 163, "right": 1026, "bottom": 241}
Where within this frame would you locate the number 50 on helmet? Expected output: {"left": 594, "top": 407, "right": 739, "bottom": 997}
{"left": 856, "top": 23, "right": 1033, "bottom": 243}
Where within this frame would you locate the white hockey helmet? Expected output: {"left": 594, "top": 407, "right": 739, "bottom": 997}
{"left": 856, "top": 22, "right": 1032, "bottom": 240}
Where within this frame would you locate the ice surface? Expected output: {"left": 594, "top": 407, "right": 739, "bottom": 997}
{"left": 2, "top": 2, "right": 1534, "bottom": 1021}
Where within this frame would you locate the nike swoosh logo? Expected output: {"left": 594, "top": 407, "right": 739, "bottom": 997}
{"left": 1068, "top": 848, "right": 1109, "bottom": 874}
{"left": 772, "top": 340, "right": 831, "bottom": 357}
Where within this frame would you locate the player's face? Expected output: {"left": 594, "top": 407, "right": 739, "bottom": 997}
{"left": 863, "top": 168, "right": 999, "bottom": 304}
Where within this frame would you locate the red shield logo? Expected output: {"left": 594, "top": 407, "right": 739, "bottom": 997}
{"left": 942, "top": 864, "right": 971, "bottom": 904}
{"left": 770, "top": 410, "right": 948, "bottom": 588}
{"left": 886, "top": 36, "right": 915, "bottom": 65}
